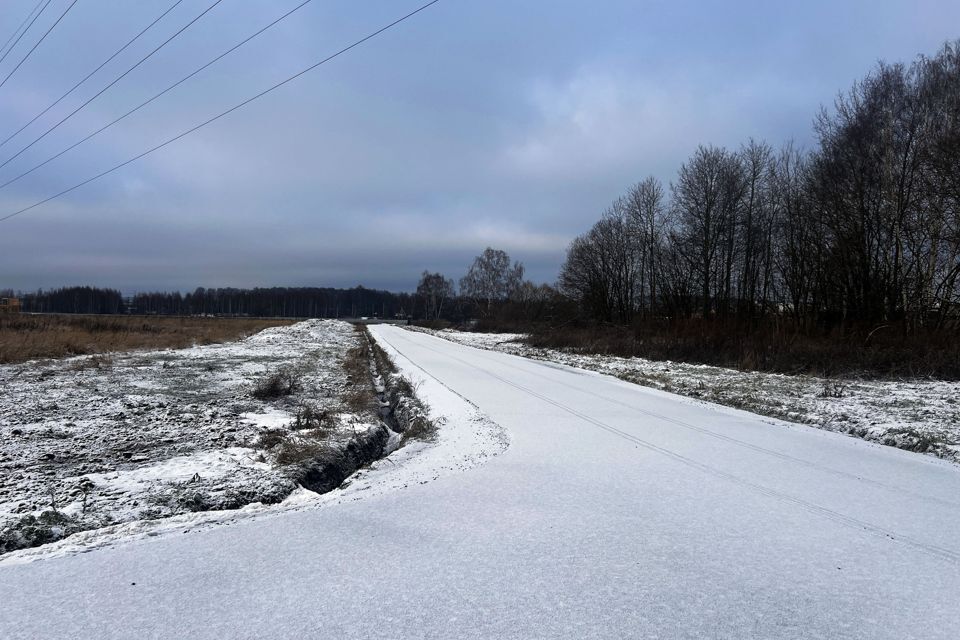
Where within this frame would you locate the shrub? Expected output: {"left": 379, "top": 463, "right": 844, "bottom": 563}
{"left": 0, "top": 510, "right": 83, "bottom": 554}
{"left": 256, "top": 428, "right": 287, "bottom": 450}
{"left": 274, "top": 438, "right": 336, "bottom": 466}
{"left": 252, "top": 367, "right": 301, "bottom": 399}
{"left": 291, "top": 402, "right": 332, "bottom": 431}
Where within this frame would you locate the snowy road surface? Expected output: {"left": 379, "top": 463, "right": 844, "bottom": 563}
{"left": 3, "top": 326, "right": 960, "bottom": 639}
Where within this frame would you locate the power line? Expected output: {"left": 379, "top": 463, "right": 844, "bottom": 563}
{"left": 0, "top": 0, "right": 225, "bottom": 173}
{"left": 0, "top": 0, "right": 185, "bottom": 151}
{"left": 0, "top": 0, "right": 313, "bottom": 191}
{"left": 0, "top": 0, "right": 52, "bottom": 68}
{"left": 0, "top": 0, "right": 80, "bottom": 90}
{"left": 0, "top": 0, "right": 442, "bottom": 224}
{"left": 0, "top": 0, "right": 45, "bottom": 59}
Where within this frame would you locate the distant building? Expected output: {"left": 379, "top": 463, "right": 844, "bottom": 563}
{"left": 0, "top": 297, "right": 21, "bottom": 313}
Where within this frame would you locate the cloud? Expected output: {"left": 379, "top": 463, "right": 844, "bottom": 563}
{"left": 2, "top": 0, "right": 958, "bottom": 293}
{"left": 502, "top": 62, "right": 815, "bottom": 189}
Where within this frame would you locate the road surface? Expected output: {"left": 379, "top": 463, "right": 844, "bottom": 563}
{"left": 2, "top": 325, "right": 959, "bottom": 638}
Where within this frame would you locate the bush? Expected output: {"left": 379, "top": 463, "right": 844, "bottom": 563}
{"left": 256, "top": 428, "right": 287, "bottom": 449}
{"left": 291, "top": 402, "right": 332, "bottom": 431}
{"left": 0, "top": 510, "right": 84, "bottom": 554}
{"left": 274, "top": 438, "right": 336, "bottom": 466}
{"left": 252, "top": 367, "right": 301, "bottom": 399}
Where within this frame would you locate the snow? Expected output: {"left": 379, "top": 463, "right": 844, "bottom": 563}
{"left": 0, "top": 322, "right": 506, "bottom": 565}
{"left": 1, "top": 325, "right": 958, "bottom": 638}
{"left": 411, "top": 326, "right": 960, "bottom": 463}
{"left": 0, "top": 320, "right": 371, "bottom": 552}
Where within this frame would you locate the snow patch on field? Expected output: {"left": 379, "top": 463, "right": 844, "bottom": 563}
{"left": 409, "top": 326, "right": 960, "bottom": 463}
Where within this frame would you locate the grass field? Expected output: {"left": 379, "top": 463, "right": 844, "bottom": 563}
{"left": 0, "top": 314, "right": 294, "bottom": 364}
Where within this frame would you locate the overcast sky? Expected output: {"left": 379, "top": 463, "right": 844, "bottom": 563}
{"left": 0, "top": 0, "right": 958, "bottom": 293}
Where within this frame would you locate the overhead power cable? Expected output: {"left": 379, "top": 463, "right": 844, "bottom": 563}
{"left": 0, "top": 0, "right": 313, "bottom": 191}
{"left": 0, "top": 0, "right": 226, "bottom": 173}
{"left": 0, "top": 0, "right": 45, "bottom": 60}
{"left": 0, "top": 0, "right": 80, "bottom": 90}
{"left": 0, "top": 0, "right": 52, "bottom": 68}
{"left": 0, "top": 0, "right": 185, "bottom": 151}
{"left": 0, "top": 0, "right": 442, "bottom": 223}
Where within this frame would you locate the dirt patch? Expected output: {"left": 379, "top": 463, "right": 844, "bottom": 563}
{"left": 0, "top": 314, "right": 293, "bottom": 365}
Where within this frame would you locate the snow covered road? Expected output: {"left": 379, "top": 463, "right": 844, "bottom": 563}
{"left": 2, "top": 325, "right": 960, "bottom": 638}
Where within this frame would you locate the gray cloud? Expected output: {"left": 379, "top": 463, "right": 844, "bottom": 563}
{"left": 1, "top": 0, "right": 959, "bottom": 293}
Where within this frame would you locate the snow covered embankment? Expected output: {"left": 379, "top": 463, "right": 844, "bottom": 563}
{"left": 0, "top": 321, "right": 507, "bottom": 564}
{"left": 408, "top": 327, "right": 960, "bottom": 464}
{"left": 0, "top": 320, "right": 381, "bottom": 555}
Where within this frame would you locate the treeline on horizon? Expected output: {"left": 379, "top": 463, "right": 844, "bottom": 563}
{"left": 2, "top": 286, "right": 417, "bottom": 319}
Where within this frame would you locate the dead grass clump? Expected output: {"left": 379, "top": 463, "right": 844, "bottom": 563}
{"left": 341, "top": 329, "right": 377, "bottom": 416}
{"left": 0, "top": 314, "right": 293, "bottom": 364}
{"left": 274, "top": 438, "right": 336, "bottom": 466}
{"left": 291, "top": 402, "right": 333, "bottom": 431}
{"left": 0, "top": 510, "right": 86, "bottom": 554}
{"left": 388, "top": 376, "right": 438, "bottom": 443}
{"left": 70, "top": 354, "right": 113, "bottom": 371}
{"left": 820, "top": 382, "right": 846, "bottom": 398}
{"left": 370, "top": 338, "right": 398, "bottom": 376}
{"left": 252, "top": 367, "right": 301, "bottom": 399}
{"left": 256, "top": 429, "right": 287, "bottom": 450}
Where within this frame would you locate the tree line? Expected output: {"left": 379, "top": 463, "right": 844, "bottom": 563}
{"left": 559, "top": 41, "right": 960, "bottom": 332}
{"left": 130, "top": 286, "right": 415, "bottom": 318}
{"left": 6, "top": 287, "right": 124, "bottom": 314}
{"left": 7, "top": 286, "right": 418, "bottom": 319}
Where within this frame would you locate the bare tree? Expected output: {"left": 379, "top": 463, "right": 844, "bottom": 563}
{"left": 416, "top": 271, "right": 455, "bottom": 320}
{"left": 459, "top": 248, "right": 524, "bottom": 316}
{"left": 624, "top": 176, "right": 668, "bottom": 316}
{"left": 671, "top": 145, "right": 745, "bottom": 317}
{"left": 555, "top": 39, "right": 960, "bottom": 341}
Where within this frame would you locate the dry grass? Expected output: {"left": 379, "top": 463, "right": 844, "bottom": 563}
{"left": 525, "top": 319, "right": 960, "bottom": 380}
{"left": 0, "top": 314, "right": 294, "bottom": 364}
{"left": 341, "top": 327, "right": 378, "bottom": 416}
{"left": 368, "top": 329, "right": 438, "bottom": 443}
{"left": 251, "top": 367, "right": 302, "bottom": 399}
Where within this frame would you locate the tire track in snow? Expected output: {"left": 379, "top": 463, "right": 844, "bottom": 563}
{"left": 382, "top": 329, "right": 960, "bottom": 564}
{"left": 411, "top": 329, "right": 960, "bottom": 511}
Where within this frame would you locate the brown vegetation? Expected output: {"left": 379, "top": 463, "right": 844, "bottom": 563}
{"left": 342, "top": 327, "right": 378, "bottom": 416}
{"left": 0, "top": 314, "right": 293, "bottom": 364}
{"left": 251, "top": 366, "right": 302, "bottom": 399}
{"left": 526, "top": 319, "right": 960, "bottom": 379}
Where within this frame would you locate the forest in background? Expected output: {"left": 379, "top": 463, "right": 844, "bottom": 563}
{"left": 1, "top": 286, "right": 416, "bottom": 319}
{"left": 419, "top": 41, "right": 960, "bottom": 378}
{"left": 5, "top": 41, "right": 960, "bottom": 378}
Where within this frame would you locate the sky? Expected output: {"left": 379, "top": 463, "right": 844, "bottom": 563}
{"left": 0, "top": 0, "right": 958, "bottom": 294}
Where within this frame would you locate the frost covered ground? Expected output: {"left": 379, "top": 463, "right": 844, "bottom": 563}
{"left": 0, "top": 320, "right": 381, "bottom": 554}
{"left": 0, "top": 320, "right": 508, "bottom": 563}
{"left": 408, "top": 326, "right": 960, "bottom": 463}
{"left": 3, "top": 325, "right": 957, "bottom": 638}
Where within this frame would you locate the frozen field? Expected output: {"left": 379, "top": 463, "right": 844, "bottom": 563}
{"left": 0, "top": 320, "right": 378, "bottom": 554}
{"left": 408, "top": 327, "right": 960, "bottom": 463}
